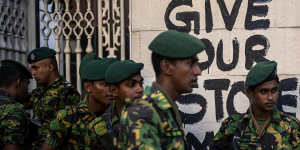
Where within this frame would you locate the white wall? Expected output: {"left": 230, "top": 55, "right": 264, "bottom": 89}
{"left": 130, "top": 0, "right": 300, "bottom": 149}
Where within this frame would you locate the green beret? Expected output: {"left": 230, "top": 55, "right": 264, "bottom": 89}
{"left": 105, "top": 60, "right": 144, "bottom": 84}
{"left": 245, "top": 61, "right": 278, "bottom": 87}
{"left": 0, "top": 60, "right": 32, "bottom": 79}
{"left": 148, "top": 30, "right": 206, "bottom": 58}
{"left": 81, "top": 58, "right": 118, "bottom": 81}
{"left": 27, "top": 47, "right": 56, "bottom": 64}
{"left": 79, "top": 53, "right": 100, "bottom": 78}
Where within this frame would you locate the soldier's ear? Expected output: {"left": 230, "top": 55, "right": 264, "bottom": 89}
{"left": 246, "top": 87, "right": 254, "bottom": 101}
{"left": 84, "top": 82, "right": 92, "bottom": 93}
{"left": 48, "top": 62, "right": 54, "bottom": 72}
{"left": 16, "top": 78, "right": 22, "bottom": 88}
{"left": 160, "top": 59, "right": 174, "bottom": 76}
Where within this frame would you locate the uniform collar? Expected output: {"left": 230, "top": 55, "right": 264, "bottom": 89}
{"left": 243, "top": 107, "right": 281, "bottom": 124}
{"left": 84, "top": 95, "right": 109, "bottom": 117}
{"left": 47, "top": 76, "right": 63, "bottom": 88}
{"left": 38, "top": 76, "right": 63, "bottom": 90}
{"left": 78, "top": 96, "right": 88, "bottom": 107}
{"left": 146, "top": 82, "right": 172, "bottom": 110}
{"left": 111, "top": 101, "right": 120, "bottom": 125}
{"left": 271, "top": 107, "right": 281, "bottom": 123}
{"left": 150, "top": 82, "right": 183, "bottom": 126}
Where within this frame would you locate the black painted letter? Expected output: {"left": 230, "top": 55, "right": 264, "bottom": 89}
{"left": 204, "top": 79, "right": 230, "bottom": 121}
{"left": 278, "top": 78, "right": 298, "bottom": 116}
{"left": 245, "top": 35, "right": 270, "bottom": 70}
{"left": 217, "top": 0, "right": 242, "bottom": 31}
{"left": 165, "top": 0, "right": 200, "bottom": 34}
{"left": 227, "top": 81, "right": 247, "bottom": 116}
{"left": 186, "top": 132, "right": 214, "bottom": 150}
{"left": 178, "top": 94, "right": 207, "bottom": 124}
{"left": 217, "top": 38, "right": 239, "bottom": 71}
{"left": 198, "top": 38, "right": 215, "bottom": 72}
{"left": 245, "top": 0, "right": 271, "bottom": 30}
{"left": 205, "top": 0, "right": 213, "bottom": 33}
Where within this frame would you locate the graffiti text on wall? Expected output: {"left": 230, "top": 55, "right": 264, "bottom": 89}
{"left": 165, "top": 0, "right": 271, "bottom": 71}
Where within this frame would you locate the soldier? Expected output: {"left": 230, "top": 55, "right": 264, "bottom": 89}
{"left": 26, "top": 47, "right": 80, "bottom": 149}
{"left": 0, "top": 60, "right": 33, "bottom": 149}
{"left": 79, "top": 52, "right": 100, "bottom": 96}
{"left": 105, "top": 60, "right": 144, "bottom": 149}
{"left": 79, "top": 52, "right": 99, "bottom": 78}
{"left": 119, "top": 30, "right": 205, "bottom": 149}
{"left": 211, "top": 61, "right": 300, "bottom": 149}
{"left": 41, "top": 58, "right": 117, "bottom": 150}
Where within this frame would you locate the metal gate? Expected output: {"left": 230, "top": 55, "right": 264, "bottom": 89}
{"left": 0, "top": 0, "right": 33, "bottom": 64}
{"left": 39, "top": 0, "right": 130, "bottom": 93}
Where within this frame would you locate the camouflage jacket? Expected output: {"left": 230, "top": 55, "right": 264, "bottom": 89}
{"left": 108, "top": 102, "right": 121, "bottom": 149}
{"left": 0, "top": 90, "right": 31, "bottom": 149}
{"left": 120, "top": 82, "right": 187, "bottom": 150}
{"left": 45, "top": 96, "right": 113, "bottom": 150}
{"left": 212, "top": 107, "right": 300, "bottom": 150}
{"left": 26, "top": 76, "right": 80, "bottom": 138}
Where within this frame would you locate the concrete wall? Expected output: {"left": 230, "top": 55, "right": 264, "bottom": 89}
{"left": 130, "top": 0, "right": 300, "bottom": 149}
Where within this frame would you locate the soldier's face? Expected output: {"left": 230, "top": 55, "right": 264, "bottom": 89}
{"left": 170, "top": 56, "right": 201, "bottom": 94}
{"left": 117, "top": 74, "right": 144, "bottom": 102}
{"left": 247, "top": 80, "right": 279, "bottom": 113}
{"left": 89, "top": 80, "right": 114, "bottom": 104}
{"left": 30, "top": 59, "right": 51, "bottom": 85}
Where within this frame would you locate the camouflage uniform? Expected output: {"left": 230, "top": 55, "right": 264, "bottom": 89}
{"left": 212, "top": 107, "right": 300, "bottom": 150}
{"left": 45, "top": 96, "right": 113, "bottom": 150}
{"left": 106, "top": 102, "right": 121, "bottom": 149}
{"left": 0, "top": 90, "right": 31, "bottom": 149}
{"left": 120, "top": 82, "right": 187, "bottom": 150}
{"left": 26, "top": 76, "right": 80, "bottom": 148}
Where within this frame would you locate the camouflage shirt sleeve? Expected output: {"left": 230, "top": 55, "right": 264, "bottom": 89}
{"left": 121, "top": 103, "right": 162, "bottom": 150}
{"left": 45, "top": 108, "right": 72, "bottom": 148}
{"left": 211, "top": 115, "right": 240, "bottom": 150}
{"left": 1, "top": 104, "right": 29, "bottom": 145}
{"left": 59, "top": 84, "right": 80, "bottom": 107}
{"left": 23, "top": 89, "right": 38, "bottom": 109}
{"left": 88, "top": 116, "right": 113, "bottom": 150}
{"left": 289, "top": 116, "right": 300, "bottom": 149}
